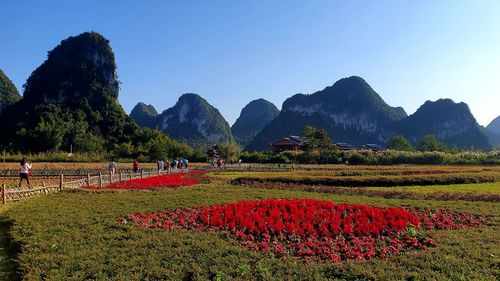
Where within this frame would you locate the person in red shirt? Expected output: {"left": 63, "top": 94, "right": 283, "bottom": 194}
{"left": 133, "top": 160, "right": 139, "bottom": 173}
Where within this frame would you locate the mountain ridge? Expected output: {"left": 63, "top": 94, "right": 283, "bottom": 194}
{"left": 247, "top": 77, "right": 491, "bottom": 151}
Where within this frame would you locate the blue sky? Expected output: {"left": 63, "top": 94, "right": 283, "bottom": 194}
{"left": 1, "top": 1, "right": 499, "bottom": 126}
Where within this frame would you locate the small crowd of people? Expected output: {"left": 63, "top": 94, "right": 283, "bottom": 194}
{"left": 107, "top": 158, "right": 189, "bottom": 175}
{"left": 16, "top": 157, "right": 190, "bottom": 189}
{"left": 168, "top": 158, "right": 189, "bottom": 170}
{"left": 210, "top": 158, "right": 242, "bottom": 168}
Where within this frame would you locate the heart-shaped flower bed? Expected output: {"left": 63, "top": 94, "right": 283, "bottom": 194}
{"left": 118, "top": 199, "right": 485, "bottom": 263}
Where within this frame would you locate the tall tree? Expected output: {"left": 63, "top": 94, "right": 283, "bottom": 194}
{"left": 219, "top": 142, "right": 241, "bottom": 162}
{"left": 387, "top": 135, "right": 414, "bottom": 151}
{"left": 303, "top": 126, "right": 335, "bottom": 164}
{"left": 418, "top": 134, "right": 447, "bottom": 151}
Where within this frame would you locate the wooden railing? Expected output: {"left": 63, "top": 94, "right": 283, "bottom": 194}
{"left": 0, "top": 168, "right": 187, "bottom": 205}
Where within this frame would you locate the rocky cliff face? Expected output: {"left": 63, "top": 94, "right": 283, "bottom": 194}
{"left": 247, "top": 76, "right": 407, "bottom": 151}
{"left": 130, "top": 102, "right": 159, "bottom": 128}
{"left": 231, "top": 98, "right": 279, "bottom": 147}
{"left": 22, "top": 32, "right": 119, "bottom": 106}
{"left": 0, "top": 69, "right": 21, "bottom": 114}
{"left": 0, "top": 32, "right": 140, "bottom": 151}
{"left": 247, "top": 77, "right": 491, "bottom": 151}
{"left": 157, "top": 93, "right": 234, "bottom": 147}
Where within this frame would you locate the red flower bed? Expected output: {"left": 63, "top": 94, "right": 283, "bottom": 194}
{"left": 119, "top": 199, "right": 485, "bottom": 263}
{"left": 84, "top": 170, "right": 202, "bottom": 190}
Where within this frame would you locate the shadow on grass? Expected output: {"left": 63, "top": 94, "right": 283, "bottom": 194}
{"left": 0, "top": 215, "right": 20, "bottom": 281}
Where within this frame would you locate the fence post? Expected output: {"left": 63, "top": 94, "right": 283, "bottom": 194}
{"left": 59, "top": 174, "right": 64, "bottom": 191}
{"left": 119, "top": 172, "right": 122, "bottom": 182}
{"left": 98, "top": 172, "right": 102, "bottom": 188}
{"left": 87, "top": 173, "right": 91, "bottom": 186}
{"left": 2, "top": 184, "right": 6, "bottom": 205}
{"left": 140, "top": 170, "right": 143, "bottom": 179}
{"left": 148, "top": 170, "right": 151, "bottom": 177}
{"left": 42, "top": 181, "right": 46, "bottom": 187}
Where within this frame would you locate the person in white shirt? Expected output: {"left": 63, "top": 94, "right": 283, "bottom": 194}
{"left": 158, "top": 159, "right": 165, "bottom": 172}
{"left": 108, "top": 160, "right": 117, "bottom": 176}
{"left": 19, "top": 157, "right": 32, "bottom": 188}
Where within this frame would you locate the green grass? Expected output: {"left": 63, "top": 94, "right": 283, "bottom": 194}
{"left": 368, "top": 182, "right": 500, "bottom": 194}
{"left": 1, "top": 184, "right": 499, "bottom": 280}
{"left": 209, "top": 165, "right": 500, "bottom": 180}
{"left": 0, "top": 207, "right": 16, "bottom": 281}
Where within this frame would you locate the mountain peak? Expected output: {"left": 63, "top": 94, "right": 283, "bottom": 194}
{"left": 178, "top": 93, "right": 204, "bottom": 102}
{"left": 157, "top": 94, "right": 233, "bottom": 147}
{"left": 0, "top": 69, "right": 21, "bottom": 114}
{"left": 23, "top": 31, "right": 118, "bottom": 105}
{"left": 0, "top": 32, "right": 141, "bottom": 151}
{"left": 130, "top": 102, "right": 158, "bottom": 128}
{"left": 397, "top": 99, "right": 489, "bottom": 149}
{"left": 232, "top": 98, "right": 279, "bottom": 147}
{"left": 486, "top": 115, "right": 500, "bottom": 134}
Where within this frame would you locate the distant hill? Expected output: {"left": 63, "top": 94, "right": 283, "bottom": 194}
{"left": 396, "top": 99, "right": 490, "bottom": 150}
{"left": 0, "top": 32, "right": 142, "bottom": 151}
{"left": 247, "top": 77, "right": 491, "bottom": 151}
{"left": 157, "top": 93, "right": 234, "bottom": 147}
{"left": 0, "top": 69, "right": 21, "bottom": 114}
{"left": 231, "top": 98, "right": 279, "bottom": 148}
{"left": 486, "top": 116, "right": 500, "bottom": 134}
{"left": 482, "top": 116, "right": 500, "bottom": 147}
{"left": 130, "top": 102, "right": 158, "bottom": 128}
{"left": 247, "top": 76, "right": 407, "bottom": 151}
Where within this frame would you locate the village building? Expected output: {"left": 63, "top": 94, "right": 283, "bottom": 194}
{"left": 361, "top": 144, "right": 386, "bottom": 151}
{"left": 270, "top": 136, "right": 307, "bottom": 153}
{"left": 335, "top": 143, "right": 357, "bottom": 151}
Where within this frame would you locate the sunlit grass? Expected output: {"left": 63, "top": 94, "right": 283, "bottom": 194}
{"left": 368, "top": 182, "right": 500, "bottom": 194}
{"left": 1, "top": 184, "right": 498, "bottom": 280}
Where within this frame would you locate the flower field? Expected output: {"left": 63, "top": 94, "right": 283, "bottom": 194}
{"left": 0, "top": 164, "right": 498, "bottom": 280}
{"left": 121, "top": 199, "right": 484, "bottom": 263}
{"left": 83, "top": 170, "right": 205, "bottom": 190}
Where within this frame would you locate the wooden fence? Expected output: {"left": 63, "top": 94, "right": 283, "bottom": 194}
{"left": 0, "top": 168, "right": 185, "bottom": 205}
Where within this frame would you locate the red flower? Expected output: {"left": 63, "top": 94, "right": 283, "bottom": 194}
{"left": 121, "top": 198, "right": 485, "bottom": 264}
{"left": 83, "top": 170, "right": 203, "bottom": 190}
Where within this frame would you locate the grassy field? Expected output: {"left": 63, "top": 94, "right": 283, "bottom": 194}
{"left": 367, "top": 182, "right": 500, "bottom": 194}
{"left": 0, "top": 184, "right": 498, "bottom": 280}
{"left": 0, "top": 165, "right": 498, "bottom": 280}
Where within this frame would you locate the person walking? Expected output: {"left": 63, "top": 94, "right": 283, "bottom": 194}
{"left": 18, "top": 157, "right": 32, "bottom": 188}
{"left": 133, "top": 160, "right": 139, "bottom": 173}
{"left": 158, "top": 159, "right": 165, "bottom": 172}
{"left": 109, "top": 159, "right": 117, "bottom": 176}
